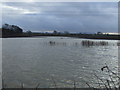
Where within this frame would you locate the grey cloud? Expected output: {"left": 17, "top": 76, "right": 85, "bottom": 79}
{"left": 2, "top": 2, "right": 118, "bottom": 33}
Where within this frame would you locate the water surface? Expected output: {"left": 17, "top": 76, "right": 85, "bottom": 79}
{"left": 2, "top": 37, "right": 118, "bottom": 88}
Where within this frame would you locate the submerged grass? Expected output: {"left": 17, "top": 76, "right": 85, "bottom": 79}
{"left": 48, "top": 40, "right": 119, "bottom": 47}
{"left": 81, "top": 40, "right": 109, "bottom": 47}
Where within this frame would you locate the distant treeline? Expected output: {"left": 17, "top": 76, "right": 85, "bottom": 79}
{"left": 0, "top": 24, "right": 120, "bottom": 40}
{"left": 31, "top": 33, "right": 120, "bottom": 40}
{"left": 1, "top": 24, "right": 32, "bottom": 38}
{"left": 2, "top": 24, "right": 23, "bottom": 37}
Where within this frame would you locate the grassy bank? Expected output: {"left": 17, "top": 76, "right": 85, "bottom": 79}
{"left": 2, "top": 33, "right": 120, "bottom": 40}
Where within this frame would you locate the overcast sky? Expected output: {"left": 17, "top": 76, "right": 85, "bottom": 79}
{"left": 1, "top": 1, "right": 118, "bottom": 33}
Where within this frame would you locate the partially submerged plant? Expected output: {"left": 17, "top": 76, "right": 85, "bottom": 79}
{"left": 86, "top": 64, "right": 120, "bottom": 90}
{"left": 81, "top": 40, "right": 109, "bottom": 47}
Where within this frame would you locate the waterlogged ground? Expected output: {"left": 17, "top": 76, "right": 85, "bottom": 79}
{"left": 2, "top": 37, "right": 118, "bottom": 88}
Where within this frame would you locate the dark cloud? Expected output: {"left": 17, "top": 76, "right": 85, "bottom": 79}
{"left": 2, "top": 2, "right": 118, "bottom": 33}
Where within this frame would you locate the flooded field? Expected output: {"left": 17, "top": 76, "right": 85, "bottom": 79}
{"left": 2, "top": 37, "right": 118, "bottom": 88}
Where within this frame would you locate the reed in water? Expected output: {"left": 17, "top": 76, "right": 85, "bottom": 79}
{"left": 47, "top": 40, "right": 119, "bottom": 47}
{"left": 81, "top": 40, "right": 109, "bottom": 46}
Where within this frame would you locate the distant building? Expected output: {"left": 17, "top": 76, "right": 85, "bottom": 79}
{"left": 103, "top": 33, "right": 120, "bottom": 35}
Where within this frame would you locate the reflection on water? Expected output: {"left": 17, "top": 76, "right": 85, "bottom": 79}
{"left": 2, "top": 37, "right": 118, "bottom": 88}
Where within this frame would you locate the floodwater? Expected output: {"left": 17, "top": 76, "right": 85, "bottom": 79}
{"left": 2, "top": 37, "right": 118, "bottom": 88}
